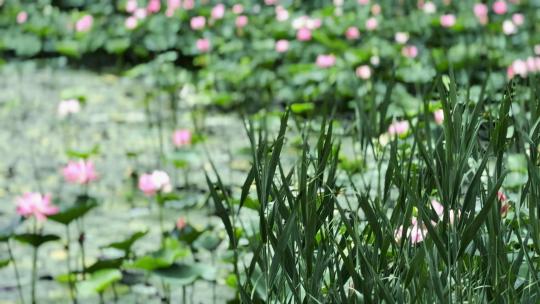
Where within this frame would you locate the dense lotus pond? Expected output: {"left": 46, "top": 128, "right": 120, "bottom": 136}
{"left": 0, "top": 61, "right": 255, "bottom": 303}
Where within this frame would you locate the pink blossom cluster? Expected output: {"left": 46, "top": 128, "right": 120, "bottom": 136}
{"left": 275, "top": 39, "right": 289, "bottom": 53}
{"left": 356, "top": 65, "right": 372, "bottom": 80}
{"left": 433, "top": 109, "right": 444, "bottom": 125}
{"left": 139, "top": 170, "right": 172, "bottom": 196}
{"left": 16, "top": 193, "right": 59, "bottom": 221}
{"left": 16, "top": 11, "right": 28, "bottom": 24}
{"left": 58, "top": 99, "right": 81, "bottom": 117}
{"left": 275, "top": 6, "right": 289, "bottom": 22}
{"left": 502, "top": 14, "right": 524, "bottom": 35}
{"left": 293, "top": 16, "right": 322, "bottom": 42}
{"left": 395, "top": 200, "right": 459, "bottom": 244}
{"left": 76, "top": 14, "right": 93, "bottom": 32}
{"left": 507, "top": 57, "right": 540, "bottom": 79}
{"left": 172, "top": 129, "right": 192, "bottom": 147}
{"left": 63, "top": 160, "right": 98, "bottom": 184}
{"left": 387, "top": 120, "right": 409, "bottom": 136}
{"left": 316, "top": 54, "right": 336, "bottom": 68}
{"left": 498, "top": 190, "right": 510, "bottom": 217}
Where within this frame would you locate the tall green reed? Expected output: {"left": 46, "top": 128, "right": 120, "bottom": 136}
{"left": 207, "top": 74, "right": 540, "bottom": 303}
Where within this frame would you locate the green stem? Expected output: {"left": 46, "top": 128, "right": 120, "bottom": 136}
{"left": 182, "top": 286, "right": 187, "bottom": 304}
{"left": 158, "top": 203, "right": 164, "bottom": 244}
{"left": 184, "top": 169, "right": 189, "bottom": 189}
{"left": 31, "top": 246, "right": 38, "bottom": 304}
{"left": 212, "top": 253, "right": 216, "bottom": 304}
{"left": 31, "top": 219, "right": 38, "bottom": 304}
{"left": 77, "top": 219, "right": 87, "bottom": 279}
{"left": 7, "top": 240, "right": 25, "bottom": 304}
{"left": 112, "top": 283, "right": 118, "bottom": 302}
{"left": 156, "top": 192, "right": 166, "bottom": 245}
{"left": 65, "top": 225, "right": 77, "bottom": 303}
{"left": 160, "top": 279, "right": 170, "bottom": 303}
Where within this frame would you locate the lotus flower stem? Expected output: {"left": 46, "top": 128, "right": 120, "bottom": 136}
{"left": 65, "top": 225, "right": 77, "bottom": 303}
{"left": 7, "top": 240, "right": 25, "bottom": 304}
{"left": 31, "top": 246, "right": 38, "bottom": 304}
{"left": 31, "top": 220, "right": 38, "bottom": 304}
{"left": 77, "top": 219, "right": 87, "bottom": 279}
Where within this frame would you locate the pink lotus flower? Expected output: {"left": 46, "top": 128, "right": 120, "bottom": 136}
{"left": 176, "top": 217, "right": 187, "bottom": 229}
{"left": 535, "top": 57, "right": 540, "bottom": 71}
{"left": 147, "top": 0, "right": 161, "bottom": 13}
{"left": 511, "top": 59, "right": 527, "bottom": 77}
{"left": 307, "top": 18, "right": 322, "bottom": 30}
{"left": 526, "top": 57, "right": 537, "bottom": 73}
{"left": 173, "top": 129, "right": 192, "bottom": 146}
{"left": 316, "top": 54, "right": 336, "bottom": 68}
{"left": 431, "top": 199, "right": 444, "bottom": 218}
{"left": 388, "top": 121, "right": 407, "bottom": 136}
{"left": 232, "top": 4, "right": 244, "bottom": 14}
{"left": 388, "top": 120, "right": 409, "bottom": 136}
{"left": 434, "top": 109, "right": 444, "bottom": 125}
{"left": 211, "top": 4, "right": 225, "bottom": 20}
{"left": 422, "top": 1, "right": 437, "bottom": 14}
{"left": 498, "top": 190, "right": 510, "bottom": 217}
{"left": 134, "top": 8, "right": 147, "bottom": 19}
{"left": 502, "top": 20, "right": 517, "bottom": 35}
{"left": 183, "top": 0, "right": 194, "bottom": 10}
{"left": 365, "top": 17, "right": 378, "bottom": 31}
{"left": 432, "top": 199, "right": 460, "bottom": 225}
{"left": 401, "top": 45, "right": 418, "bottom": 58}
{"left": 265, "top": 0, "right": 277, "bottom": 4}
{"left": 126, "top": 0, "right": 138, "bottom": 13}
{"left": 16, "top": 193, "right": 58, "bottom": 222}
{"left": 507, "top": 65, "right": 515, "bottom": 80}
{"left": 358, "top": 0, "right": 369, "bottom": 5}
{"left": 497, "top": 190, "right": 507, "bottom": 202}
{"left": 63, "top": 160, "right": 98, "bottom": 184}
{"left": 292, "top": 16, "right": 309, "bottom": 29}
{"left": 296, "top": 28, "right": 312, "bottom": 41}
{"left": 191, "top": 16, "right": 206, "bottom": 30}
{"left": 440, "top": 14, "right": 456, "bottom": 28}
{"left": 345, "top": 27, "right": 360, "bottom": 40}
{"left": 236, "top": 15, "right": 248, "bottom": 28}
{"left": 500, "top": 203, "right": 510, "bottom": 217}
{"left": 275, "top": 6, "right": 289, "bottom": 22}
{"left": 492, "top": 1, "right": 508, "bottom": 15}
{"left": 448, "top": 209, "right": 460, "bottom": 225}
{"left": 512, "top": 13, "right": 524, "bottom": 26}
{"left": 166, "top": 0, "right": 181, "bottom": 17}
{"left": 275, "top": 39, "right": 289, "bottom": 53}
{"left": 394, "top": 32, "right": 409, "bottom": 44}
{"left": 196, "top": 38, "right": 210, "bottom": 53}
{"left": 409, "top": 221, "right": 428, "bottom": 244}
{"left": 473, "top": 3, "right": 488, "bottom": 16}
{"left": 395, "top": 217, "right": 428, "bottom": 244}
{"left": 58, "top": 99, "right": 81, "bottom": 117}
{"left": 139, "top": 170, "right": 172, "bottom": 196}
{"left": 371, "top": 4, "right": 381, "bottom": 15}
{"left": 17, "top": 11, "right": 28, "bottom": 24}
{"left": 76, "top": 15, "right": 94, "bottom": 32}
{"left": 125, "top": 16, "right": 138, "bottom": 29}
{"left": 394, "top": 225, "right": 405, "bottom": 243}
{"left": 473, "top": 3, "right": 488, "bottom": 25}
{"left": 356, "top": 65, "right": 372, "bottom": 80}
